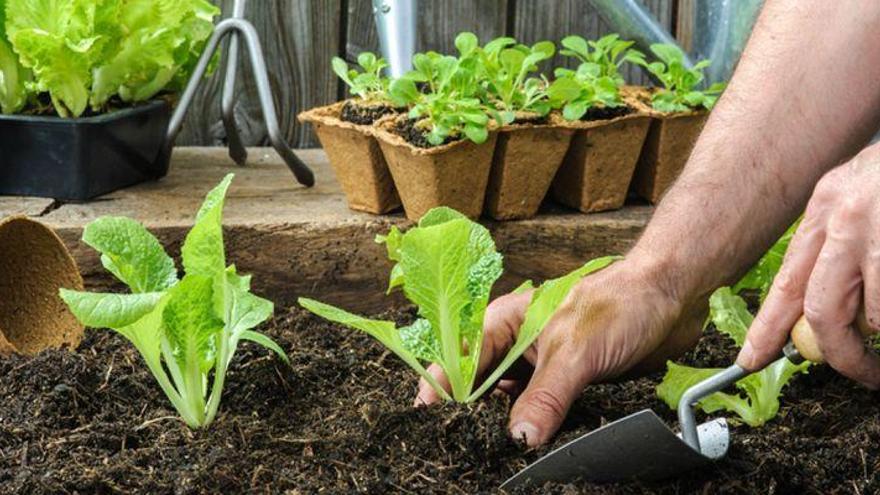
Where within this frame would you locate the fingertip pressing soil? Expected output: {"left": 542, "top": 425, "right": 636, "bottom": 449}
{"left": 1, "top": 306, "right": 878, "bottom": 494}
{"left": 582, "top": 105, "right": 633, "bottom": 121}
{"left": 339, "top": 100, "right": 401, "bottom": 126}
{"left": 395, "top": 118, "right": 459, "bottom": 149}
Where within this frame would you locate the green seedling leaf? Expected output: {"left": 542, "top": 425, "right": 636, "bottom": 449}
{"left": 645, "top": 43, "right": 727, "bottom": 112}
{"left": 182, "top": 173, "right": 232, "bottom": 276}
{"left": 82, "top": 217, "right": 178, "bottom": 294}
{"left": 60, "top": 290, "right": 164, "bottom": 329}
{"left": 333, "top": 51, "right": 391, "bottom": 102}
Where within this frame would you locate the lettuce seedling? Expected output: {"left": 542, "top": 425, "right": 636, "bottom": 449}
{"left": 388, "top": 33, "right": 497, "bottom": 145}
{"left": 547, "top": 64, "right": 623, "bottom": 121}
{"left": 332, "top": 52, "right": 391, "bottom": 103}
{"left": 657, "top": 227, "right": 809, "bottom": 427}
{"left": 299, "top": 207, "right": 619, "bottom": 402}
{"left": 477, "top": 37, "right": 556, "bottom": 125}
{"left": 643, "top": 43, "right": 726, "bottom": 113}
{"left": 60, "top": 175, "right": 287, "bottom": 429}
{"left": 558, "top": 34, "right": 646, "bottom": 85}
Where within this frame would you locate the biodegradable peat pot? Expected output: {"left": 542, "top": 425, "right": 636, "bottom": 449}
{"left": 550, "top": 105, "right": 651, "bottom": 213}
{"left": 0, "top": 216, "right": 84, "bottom": 355}
{"left": 631, "top": 109, "right": 708, "bottom": 204}
{"left": 0, "top": 100, "right": 172, "bottom": 201}
{"left": 375, "top": 117, "right": 498, "bottom": 220}
{"left": 484, "top": 117, "right": 575, "bottom": 220}
{"left": 299, "top": 101, "right": 401, "bottom": 214}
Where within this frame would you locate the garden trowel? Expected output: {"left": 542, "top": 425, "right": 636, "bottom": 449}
{"left": 501, "top": 336, "right": 817, "bottom": 490}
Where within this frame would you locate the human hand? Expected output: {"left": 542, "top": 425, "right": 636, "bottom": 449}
{"left": 737, "top": 144, "right": 880, "bottom": 388}
{"left": 414, "top": 258, "right": 705, "bottom": 446}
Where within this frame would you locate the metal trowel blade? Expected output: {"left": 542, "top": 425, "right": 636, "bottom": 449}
{"left": 501, "top": 409, "right": 730, "bottom": 491}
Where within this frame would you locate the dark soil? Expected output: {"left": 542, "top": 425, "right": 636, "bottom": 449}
{"left": 395, "top": 118, "right": 458, "bottom": 149}
{"left": 511, "top": 114, "right": 549, "bottom": 126}
{"left": 582, "top": 105, "right": 633, "bottom": 121}
{"left": 1, "top": 306, "right": 878, "bottom": 494}
{"left": 339, "top": 100, "right": 400, "bottom": 125}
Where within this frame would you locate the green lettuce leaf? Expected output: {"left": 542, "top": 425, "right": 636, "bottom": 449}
{"left": 59, "top": 289, "right": 164, "bottom": 329}
{"left": 657, "top": 287, "right": 809, "bottom": 427}
{"left": 182, "top": 173, "right": 232, "bottom": 277}
{"left": 163, "top": 274, "right": 224, "bottom": 373}
{"left": 82, "top": 216, "right": 178, "bottom": 293}
{"left": 733, "top": 220, "right": 800, "bottom": 301}
{"left": 5, "top": 0, "right": 217, "bottom": 116}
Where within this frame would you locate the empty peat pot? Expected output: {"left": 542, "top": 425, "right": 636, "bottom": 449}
{"left": 0, "top": 216, "right": 84, "bottom": 355}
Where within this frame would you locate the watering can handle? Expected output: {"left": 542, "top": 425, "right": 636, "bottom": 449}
{"left": 678, "top": 309, "right": 873, "bottom": 453}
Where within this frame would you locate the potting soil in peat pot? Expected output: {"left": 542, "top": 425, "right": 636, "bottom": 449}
{"left": 2, "top": 306, "right": 878, "bottom": 494}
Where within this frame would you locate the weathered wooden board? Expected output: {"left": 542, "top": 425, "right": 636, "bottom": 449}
{"left": 3, "top": 148, "right": 652, "bottom": 314}
{"left": 176, "top": 0, "right": 341, "bottom": 149}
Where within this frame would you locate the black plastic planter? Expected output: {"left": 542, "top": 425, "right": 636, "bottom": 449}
{"left": 0, "top": 100, "right": 172, "bottom": 200}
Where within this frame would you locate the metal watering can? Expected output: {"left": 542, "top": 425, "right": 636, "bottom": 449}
{"left": 372, "top": 0, "right": 764, "bottom": 85}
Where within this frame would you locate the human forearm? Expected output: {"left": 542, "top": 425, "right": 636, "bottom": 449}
{"left": 633, "top": 0, "right": 880, "bottom": 302}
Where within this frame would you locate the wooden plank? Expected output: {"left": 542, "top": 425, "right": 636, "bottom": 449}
{"left": 513, "top": 0, "right": 674, "bottom": 85}
{"left": 346, "top": 0, "right": 509, "bottom": 60}
{"left": 176, "top": 0, "right": 341, "bottom": 149}
{"left": 2, "top": 148, "right": 652, "bottom": 314}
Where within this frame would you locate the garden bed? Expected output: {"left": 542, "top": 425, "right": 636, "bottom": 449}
{"left": 1, "top": 305, "right": 877, "bottom": 494}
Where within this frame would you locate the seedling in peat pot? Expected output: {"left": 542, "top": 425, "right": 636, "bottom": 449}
{"left": 300, "top": 207, "right": 619, "bottom": 402}
{"left": 477, "top": 37, "right": 556, "bottom": 125}
{"left": 643, "top": 43, "right": 727, "bottom": 113}
{"left": 388, "top": 33, "right": 497, "bottom": 145}
{"left": 60, "top": 175, "right": 288, "bottom": 429}
{"left": 332, "top": 52, "right": 391, "bottom": 103}
{"left": 657, "top": 224, "right": 809, "bottom": 427}
{"left": 548, "top": 34, "right": 644, "bottom": 121}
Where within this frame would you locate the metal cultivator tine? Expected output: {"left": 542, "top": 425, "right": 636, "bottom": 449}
{"left": 165, "top": 0, "right": 315, "bottom": 187}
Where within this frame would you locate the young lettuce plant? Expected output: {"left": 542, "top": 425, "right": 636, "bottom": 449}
{"left": 656, "top": 227, "right": 808, "bottom": 427}
{"left": 388, "top": 33, "right": 496, "bottom": 145}
{"left": 558, "top": 34, "right": 646, "bottom": 85}
{"left": 546, "top": 64, "right": 623, "bottom": 121}
{"left": 643, "top": 43, "right": 727, "bottom": 113}
{"left": 477, "top": 37, "right": 556, "bottom": 125}
{"left": 299, "top": 207, "right": 619, "bottom": 402}
{"left": 60, "top": 174, "right": 288, "bottom": 429}
{"left": 332, "top": 52, "right": 391, "bottom": 103}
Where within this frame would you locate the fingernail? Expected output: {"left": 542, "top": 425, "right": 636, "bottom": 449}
{"left": 510, "top": 422, "right": 541, "bottom": 446}
{"left": 736, "top": 339, "right": 754, "bottom": 368}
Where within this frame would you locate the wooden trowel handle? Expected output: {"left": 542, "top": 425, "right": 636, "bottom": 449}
{"left": 790, "top": 308, "right": 873, "bottom": 363}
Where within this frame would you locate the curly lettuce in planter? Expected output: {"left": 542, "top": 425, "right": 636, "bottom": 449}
{"left": 0, "top": 0, "right": 29, "bottom": 113}
{"left": 59, "top": 175, "right": 288, "bottom": 429}
{"left": 300, "top": 207, "right": 619, "bottom": 402}
{"left": 643, "top": 43, "right": 727, "bottom": 113}
{"left": 657, "top": 226, "right": 809, "bottom": 427}
{"left": 3, "top": 0, "right": 219, "bottom": 117}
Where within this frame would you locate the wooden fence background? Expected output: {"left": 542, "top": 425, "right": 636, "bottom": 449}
{"left": 177, "top": 0, "right": 700, "bottom": 148}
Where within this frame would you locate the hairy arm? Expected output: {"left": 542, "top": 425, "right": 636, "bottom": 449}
{"left": 636, "top": 0, "right": 880, "bottom": 303}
